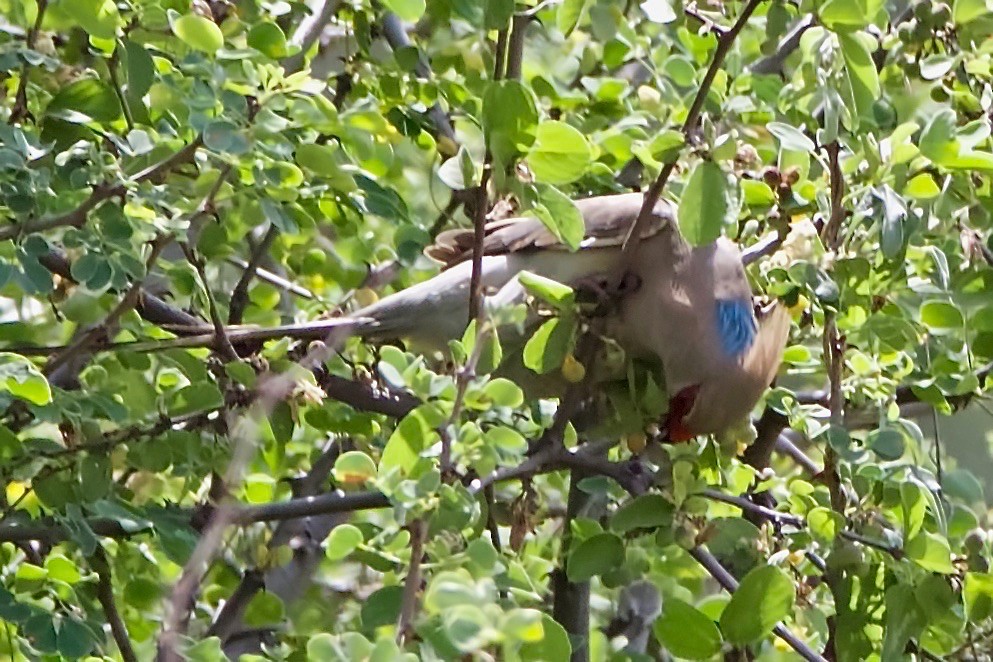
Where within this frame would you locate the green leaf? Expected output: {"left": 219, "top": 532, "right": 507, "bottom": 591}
{"left": 437, "top": 146, "right": 477, "bottom": 190}
{"left": 719, "top": 565, "right": 795, "bottom": 644}
{"left": 767, "top": 122, "right": 816, "bottom": 152}
{"left": 61, "top": 0, "right": 121, "bottom": 40}
{"left": 123, "top": 39, "right": 155, "bottom": 98}
{"left": 327, "top": 524, "right": 364, "bottom": 561}
{"left": 244, "top": 591, "right": 284, "bottom": 627}
{"left": 45, "top": 555, "right": 81, "bottom": 585}
{"left": 333, "top": 451, "right": 378, "bottom": 485}
{"left": 518, "top": 271, "right": 576, "bottom": 308}
{"left": 296, "top": 143, "right": 339, "bottom": 176}
{"left": 882, "top": 584, "right": 926, "bottom": 659}
{"left": 481, "top": 378, "right": 524, "bottom": 408}
{"left": 866, "top": 427, "right": 905, "bottom": 460}
{"left": 362, "top": 586, "right": 404, "bottom": 629}
{"left": 424, "top": 570, "right": 490, "bottom": 612}
{"left": 379, "top": 404, "right": 447, "bottom": 476}
{"left": 654, "top": 598, "right": 723, "bottom": 659}
{"left": 905, "top": 173, "right": 941, "bottom": 199}
{"left": 383, "top": 0, "right": 426, "bottom": 22}
{"left": 47, "top": 79, "right": 121, "bottom": 123}
{"left": 741, "top": 180, "right": 776, "bottom": 207}
{"left": 965, "top": 572, "right": 993, "bottom": 620}
{"left": 877, "top": 185, "right": 907, "bottom": 259}
{"left": 920, "top": 300, "right": 964, "bottom": 330}
{"left": 819, "top": 0, "right": 872, "bottom": 30}
{"left": 169, "top": 383, "right": 223, "bottom": 416}
{"left": 443, "top": 604, "right": 490, "bottom": 652}
{"left": 558, "top": 0, "right": 593, "bottom": 34}
{"left": 57, "top": 617, "right": 95, "bottom": 658}
{"left": 954, "top": 0, "right": 989, "bottom": 24}
{"left": 203, "top": 120, "right": 251, "bottom": 155}
{"left": 527, "top": 121, "right": 593, "bottom": 185}
{"left": 610, "top": 494, "right": 675, "bottom": 533}
{"left": 484, "top": 0, "right": 514, "bottom": 29}
{"left": 921, "top": 54, "right": 956, "bottom": 80}
{"left": 838, "top": 31, "right": 881, "bottom": 118}
{"left": 172, "top": 13, "right": 225, "bottom": 53}
{"left": 906, "top": 531, "right": 956, "bottom": 573}
{"left": 807, "top": 507, "right": 844, "bottom": 542}
{"left": 532, "top": 184, "right": 586, "bottom": 250}
{"left": 920, "top": 109, "right": 960, "bottom": 165}
{"left": 503, "top": 608, "right": 544, "bottom": 643}
{"left": 247, "top": 22, "right": 288, "bottom": 58}
{"left": 519, "top": 613, "right": 571, "bottom": 660}
{"left": 678, "top": 161, "right": 727, "bottom": 246}
{"left": 523, "top": 317, "right": 575, "bottom": 374}
{"left": 483, "top": 81, "right": 539, "bottom": 165}
{"left": 0, "top": 353, "right": 51, "bottom": 405}
{"left": 566, "top": 532, "right": 624, "bottom": 582}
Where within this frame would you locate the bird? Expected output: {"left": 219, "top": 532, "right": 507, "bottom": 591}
{"left": 338, "top": 192, "right": 791, "bottom": 442}
{"left": 213, "top": 193, "right": 790, "bottom": 441}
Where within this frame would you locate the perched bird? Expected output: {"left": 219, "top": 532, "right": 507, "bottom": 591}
{"left": 220, "top": 193, "right": 790, "bottom": 441}
{"left": 342, "top": 192, "right": 791, "bottom": 441}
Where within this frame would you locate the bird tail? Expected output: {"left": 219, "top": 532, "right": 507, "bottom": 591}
{"left": 224, "top": 316, "right": 378, "bottom": 345}
{"left": 745, "top": 302, "right": 792, "bottom": 387}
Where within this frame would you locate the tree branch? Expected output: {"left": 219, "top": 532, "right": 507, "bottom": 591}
{"left": 92, "top": 547, "right": 138, "bottom": 662}
{"left": 621, "top": 0, "right": 765, "bottom": 256}
{"left": 380, "top": 12, "right": 458, "bottom": 148}
{"left": 7, "top": 0, "right": 47, "bottom": 124}
{"left": 282, "top": 0, "right": 344, "bottom": 73}
{"left": 0, "top": 137, "right": 202, "bottom": 241}
{"left": 44, "top": 235, "right": 171, "bottom": 378}
{"left": 395, "top": 519, "right": 426, "bottom": 646}
{"left": 228, "top": 225, "right": 279, "bottom": 325}
{"left": 688, "top": 546, "right": 827, "bottom": 662}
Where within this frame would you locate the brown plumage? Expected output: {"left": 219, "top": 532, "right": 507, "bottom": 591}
{"left": 334, "top": 193, "right": 791, "bottom": 439}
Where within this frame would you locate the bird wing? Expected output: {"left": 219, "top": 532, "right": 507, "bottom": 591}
{"left": 425, "top": 192, "right": 675, "bottom": 269}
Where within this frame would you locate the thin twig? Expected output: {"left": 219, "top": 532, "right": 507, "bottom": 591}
{"left": 467, "top": 165, "right": 492, "bottom": 324}
{"left": 820, "top": 141, "right": 845, "bottom": 249}
{"left": 0, "top": 137, "right": 202, "bottom": 241}
{"left": 396, "top": 519, "right": 426, "bottom": 646}
{"left": 92, "top": 547, "right": 138, "bottom": 662}
{"left": 684, "top": 2, "right": 728, "bottom": 37}
{"left": 380, "top": 12, "right": 457, "bottom": 146}
{"left": 156, "top": 325, "right": 355, "bottom": 660}
{"left": 620, "top": 0, "right": 765, "bottom": 256}
{"left": 697, "top": 488, "right": 803, "bottom": 526}
{"left": 506, "top": 14, "right": 529, "bottom": 81}
{"left": 440, "top": 322, "right": 493, "bottom": 474}
{"left": 229, "top": 225, "right": 280, "bottom": 325}
{"left": 689, "top": 546, "right": 827, "bottom": 662}
{"left": 44, "top": 235, "right": 171, "bottom": 376}
{"left": 749, "top": 14, "right": 815, "bottom": 75}
{"left": 282, "top": 0, "right": 345, "bottom": 73}
{"left": 181, "top": 242, "right": 240, "bottom": 362}
{"left": 223, "top": 256, "right": 316, "bottom": 300}
{"left": 7, "top": 0, "right": 46, "bottom": 124}
{"left": 108, "top": 46, "right": 134, "bottom": 131}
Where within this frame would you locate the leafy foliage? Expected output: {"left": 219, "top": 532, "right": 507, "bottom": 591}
{"left": 0, "top": 0, "right": 991, "bottom": 659}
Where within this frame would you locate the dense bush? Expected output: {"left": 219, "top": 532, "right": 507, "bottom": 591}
{"left": 1, "top": 0, "right": 993, "bottom": 659}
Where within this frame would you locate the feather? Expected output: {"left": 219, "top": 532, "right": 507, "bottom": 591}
{"left": 715, "top": 298, "right": 758, "bottom": 358}
{"left": 424, "top": 192, "right": 674, "bottom": 268}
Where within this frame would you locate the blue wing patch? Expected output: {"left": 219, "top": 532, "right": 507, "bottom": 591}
{"left": 715, "top": 298, "right": 758, "bottom": 358}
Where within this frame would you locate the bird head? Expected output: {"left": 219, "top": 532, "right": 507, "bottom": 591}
{"left": 661, "top": 302, "right": 791, "bottom": 442}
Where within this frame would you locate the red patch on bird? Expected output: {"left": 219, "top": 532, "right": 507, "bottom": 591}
{"left": 665, "top": 384, "right": 700, "bottom": 443}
